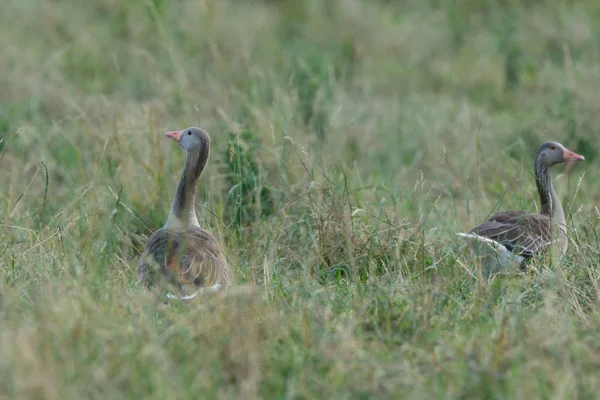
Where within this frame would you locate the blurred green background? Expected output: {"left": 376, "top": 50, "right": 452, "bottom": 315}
{"left": 1, "top": 0, "right": 599, "bottom": 398}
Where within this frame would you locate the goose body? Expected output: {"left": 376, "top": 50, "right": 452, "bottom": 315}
{"left": 458, "top": 141, "right": 584, "bottom": 276}
{"left": 138, "top": 127, "right": 230, "bottom": 300}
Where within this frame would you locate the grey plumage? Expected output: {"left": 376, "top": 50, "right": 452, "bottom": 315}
{"left": 458, "top": 141, "right": 584, "bottom": 276}
{"left": 137, "top": 127, "right": 231, "bottom": 300}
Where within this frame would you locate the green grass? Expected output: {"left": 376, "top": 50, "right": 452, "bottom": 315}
{"left": 1, "top": 0, "right": 600, "bottom": 398}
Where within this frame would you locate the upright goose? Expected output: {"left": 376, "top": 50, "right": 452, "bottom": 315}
{"left": 138, "top": 127, "right": 230, "bottom": 300}
{"left": 457, "top": 141, "right": 584, "bottom": 276}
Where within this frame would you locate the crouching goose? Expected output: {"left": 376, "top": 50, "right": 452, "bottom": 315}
{"left": 138, "top": 127, "right": 230, "bottom": 300}
{"left": 457, "top": 141, "right": 584, "bottom": 276}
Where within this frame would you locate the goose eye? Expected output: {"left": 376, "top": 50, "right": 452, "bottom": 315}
{"left": 550, "top": 146, "right": 556, "bottom": 150}
{"left": 187, "top": 131, "right": 192, "bottom": 135}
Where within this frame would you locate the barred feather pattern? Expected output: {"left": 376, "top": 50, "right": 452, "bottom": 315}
{"left": 458, "top": 207, "right": 567, "bottom": 277}
{"left": 468, "top": 210, "right": 555, "bottom": 259}
{"left": 137, "top": 226, "right": 230, "bottom": 298}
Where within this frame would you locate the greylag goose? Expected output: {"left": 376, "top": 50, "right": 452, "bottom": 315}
{"left": 457, "top": 141, "right": 584, "bottom": 276}
{"left": 138, "top": 127, "right": 230, "bottom": 300}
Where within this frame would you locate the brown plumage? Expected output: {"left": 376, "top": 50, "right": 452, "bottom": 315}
{"left": 138, "top": 127, "right": 230, "bottom": 300}
{"left": 458, "top": 141, "right": 585, "bottom": 276}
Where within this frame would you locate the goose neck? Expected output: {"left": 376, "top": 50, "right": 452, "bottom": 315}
{"left": 535, "top": 160, "right": 561, "bottom": 220}
{"left": 166, "top": 149, "right": 207, "bottom": 228}
{"left": 535, "top": 158, "right": 567, "bottom": 254}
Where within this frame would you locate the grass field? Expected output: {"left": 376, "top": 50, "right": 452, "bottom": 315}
{"left": 2, "top": 0, "right": 600, "bottom": 398}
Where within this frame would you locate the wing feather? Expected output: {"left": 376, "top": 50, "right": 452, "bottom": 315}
{"left": 469, "top": 210, "right": 553, "bottom": 259}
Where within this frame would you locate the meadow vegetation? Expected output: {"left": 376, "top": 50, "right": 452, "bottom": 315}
{"left": 2, "top": 0, "right": 600, "bottom": 398}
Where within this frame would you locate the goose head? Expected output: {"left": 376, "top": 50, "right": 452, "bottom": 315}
{"left": 165, "top": 127, "right": 210, "bottom": 153}
{"left": 535, "top": 141, "right": 584, "bottom": 168}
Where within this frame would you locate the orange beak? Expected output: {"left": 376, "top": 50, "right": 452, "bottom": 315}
{"left": 165, "top": 130, "right": 183, "bottom": 143}
{"left": 563, "top": 147, "right": 585, "bottom": 161}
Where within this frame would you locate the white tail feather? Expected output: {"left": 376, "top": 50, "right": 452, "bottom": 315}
{"left": 457, "top": 233, "right": 512, "bottom": 253}
{"left": 457, "top": 232, "right": 525, "bottom": 276}
{"left": 166, "top": 283, "right": 223, "bottom": 300}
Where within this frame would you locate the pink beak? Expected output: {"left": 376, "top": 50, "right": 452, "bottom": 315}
{"left": 563, "top": 147, "right": 585, "bottom": 161}
{"left": 165, "top": 130, "right": 183, "bottom": 143}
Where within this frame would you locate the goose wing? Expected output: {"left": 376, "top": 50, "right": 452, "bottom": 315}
{"left": 469, "top": 210, "right": 552, "bottom": 258}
